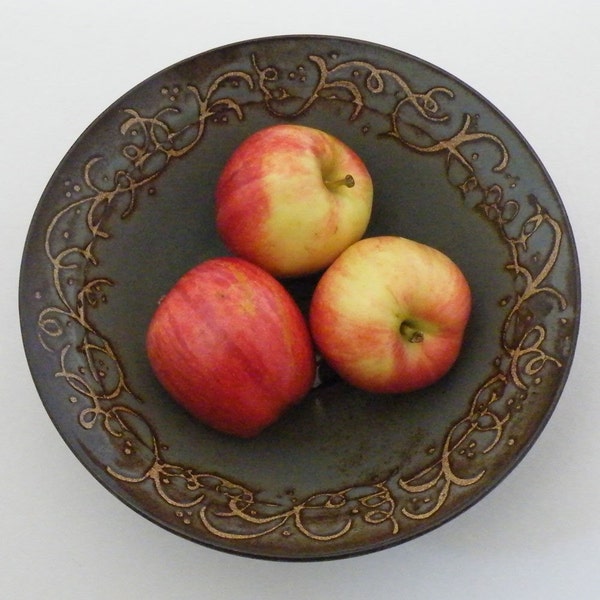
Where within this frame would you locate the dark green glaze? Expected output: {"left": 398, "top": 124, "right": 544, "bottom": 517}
{"left": 20, "top": 35, "right": 579, "bottom": 560}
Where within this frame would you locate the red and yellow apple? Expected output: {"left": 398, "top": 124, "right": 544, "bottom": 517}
{"left": 146, "top": 257, "right": 315, "bottom": 437}
{"left": 309, "top": 236, "right": 471, "bottom": 394}
{"left": 215, "top": 124, "right": 373, "bottom": 278}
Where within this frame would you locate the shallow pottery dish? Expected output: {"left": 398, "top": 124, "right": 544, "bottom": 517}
{"left": 20, "top": 35, "right": 580, "bottom": 560}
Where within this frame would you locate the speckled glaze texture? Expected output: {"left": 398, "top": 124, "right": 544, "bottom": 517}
{"left": 20, "top": 35, "right": 579, "bottom": 560}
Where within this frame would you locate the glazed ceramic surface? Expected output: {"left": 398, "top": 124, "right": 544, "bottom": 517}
{"left": 20, "top": 35, "right": 579, "bottom": 560}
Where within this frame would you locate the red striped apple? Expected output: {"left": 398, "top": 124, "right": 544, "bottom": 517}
{"left": 146, "top": 257, "right": 315, "bottom": 437}
{"left": 309, "top": 236, "right": 471, "bottom": 394}
{"left": 215, "top": 124, "right": 373, "bottom": 278}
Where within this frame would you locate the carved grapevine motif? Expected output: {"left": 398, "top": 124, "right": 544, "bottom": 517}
{"left": 36, "top": 47, "right": 570, "bottom": 547}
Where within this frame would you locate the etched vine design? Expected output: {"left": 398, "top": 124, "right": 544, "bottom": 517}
{"left": 35, "top": 48, "right": 570, "bottom": 545}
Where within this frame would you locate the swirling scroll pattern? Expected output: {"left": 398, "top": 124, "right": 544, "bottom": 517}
{"left": 37, "top": 71, "right": 254, "bottom": 428}
{"left": 37, "top": 50, "right": 570, "bottom": 545}
{"left": 252, "top": 53, "right": 455, "bottom": 123}
{"left": 398, "top": 178, "right": 566, "bottom": 521}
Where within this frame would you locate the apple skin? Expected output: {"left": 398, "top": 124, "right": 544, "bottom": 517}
{"left": 146, "top": 257, "right": 316, "bottom": 437}
{"left": 215, "top": 124, "right": 373, "bottom": 278}
{"left": 309, "top": 236, "right": 471, "bottom": 394}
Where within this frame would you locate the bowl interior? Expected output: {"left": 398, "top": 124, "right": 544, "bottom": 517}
{"left": 20, "top": 35, "right": 580, "bottom": 560}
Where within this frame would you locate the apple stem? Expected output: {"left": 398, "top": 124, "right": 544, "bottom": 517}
{"left": 325, "top": 174, "right": 355, "bottom": 190}
{"left": 400, "top": 321, "right": 424, "bottom": 343}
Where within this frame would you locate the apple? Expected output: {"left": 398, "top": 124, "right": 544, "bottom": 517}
{"left": 309, "top": 236, "right": 471, "bottom": 394}
{"left": 146, "top": 257, "right": 316, "bottom": 437}
{"left": 215, "top": 124, "right": 373, "bottom": 278}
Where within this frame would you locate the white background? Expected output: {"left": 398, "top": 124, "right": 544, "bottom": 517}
{"left": 2, "top": 1, "right": 599, "bottom": 598}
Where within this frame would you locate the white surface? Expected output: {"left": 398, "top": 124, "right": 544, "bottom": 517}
{"left": 2, "top": 1, "right": 599, "bottom": 598}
